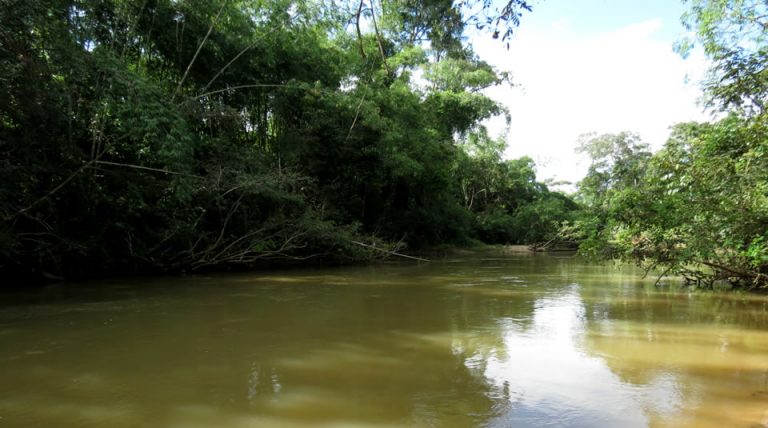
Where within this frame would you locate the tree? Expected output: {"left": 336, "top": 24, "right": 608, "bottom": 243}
{"left": 608, "top": 118, "right": 768, "bottom": 288}
{"left": 678, "top": 0, "right": 768, "bottom": 114}
{"left": 1, "top": 0, "right": 567, "bottom": 282}
{"left": 578, "top": 0, "right": 768, "bottom": 289}
{"left": 571, "top": 126, "right": 767, "bottom": 288}
{"left": 573, "top": 132, "right": 653, "bottom": 259}
{"left": 575, "top": 132, "right": 652, "bottom": 205}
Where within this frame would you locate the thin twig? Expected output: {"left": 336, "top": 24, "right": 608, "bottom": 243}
{"left": 194, "top": 83, "right": 288, "bottom": 99}
{"left": 641, "top": 262, "right": 658, "bottom": 280}
{"left": 344, "top": 89, "right": 367, "bottom": 145}
{"left": 211, "top": 195, "right": 243, "bottom": 252}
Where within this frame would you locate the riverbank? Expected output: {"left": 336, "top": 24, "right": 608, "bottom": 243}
{"left": 2, "top": 243, "right": 543, "bottom": 287}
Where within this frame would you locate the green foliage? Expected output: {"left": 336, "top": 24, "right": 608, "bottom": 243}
{"left": 575, "top": 132, "right": 651, "bottom": 206}
{"left": 454, "top": 130, "right": 579, "bottom": 245}
{"left": 678, "top": 0, "right": 768, "bottom": 114}
{"left": 0, "top": 0, "right": 572, "bottom": 282}
{"left": 382, "top": 0, "right": 533, "bottom": 56}
{"left": 511, "top": 194, "right": 578, "bottom": 244}
{"left": 575, "top": 118, "right": 768, "bottom": 289}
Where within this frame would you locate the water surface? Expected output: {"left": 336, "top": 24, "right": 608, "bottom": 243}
{"left": 1, "top": 252, "right": 767, "bottom": 427}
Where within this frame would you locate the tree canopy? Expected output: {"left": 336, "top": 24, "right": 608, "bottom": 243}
{"left": 574, "top": 0, "right": 768, "bottom": 289}
{"left": 0, "top": 0, "right": 574, "bottom": 282}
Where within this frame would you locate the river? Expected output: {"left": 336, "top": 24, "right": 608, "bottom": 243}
{"left": 1, "top": 251, "right": 767, "bottom": 427}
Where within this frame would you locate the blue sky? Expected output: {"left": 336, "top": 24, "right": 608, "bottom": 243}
{"left": 522, "top": 0, "right": 687, "bottom": 38}
{"left": 471, "top": 0, "right": 710, "bottom": 188}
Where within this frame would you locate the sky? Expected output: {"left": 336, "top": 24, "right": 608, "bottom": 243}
{"left": 470, "top": 0, "right": 712, "bottom": 189}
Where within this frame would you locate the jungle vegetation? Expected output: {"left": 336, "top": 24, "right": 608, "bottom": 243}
{"left": 574, "top": 0, "right": 768, "bottom": 289}
{"left": 1, "top": 0, "right": 766, "bottom": 290}
{"left": 0, "top": 0, "right": 576, "bottom": 281}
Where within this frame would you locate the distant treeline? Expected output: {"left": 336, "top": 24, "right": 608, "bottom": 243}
{"left": 573, "top": 0, "right": 768, "bottom": 290}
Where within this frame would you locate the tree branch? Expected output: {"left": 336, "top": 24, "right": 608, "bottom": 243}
{"left": 355, "top": 0, "right": 366, "bottom": 59}
{"left": 95, "top": 160, "right": 202, "bottom": 178}
{"left": 369, "top": 0, "right": 390, "bottom": 74}
{"left": 199, "top": 36, "right": 263, "bottom": 96}
{"left": 194, "top": 83, "right": 287, "bottom": 99}
{"left": 173, "top": 0, "right": 228, "bottom": 101}
{"left": 350, "top": 240, "right": 429, "bottom": 262}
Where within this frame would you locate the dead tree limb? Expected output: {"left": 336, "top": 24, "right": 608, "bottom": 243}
{"left": 350, "top": 240, "right": 429, "bottom": 262}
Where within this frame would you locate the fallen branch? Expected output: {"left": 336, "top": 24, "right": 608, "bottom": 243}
{"left": 95, "top": 160, "right": 202, "bottom": 178}
{"left": 701, "top": 260, "right": 767, "bottom": 288}
{"left": 350, "top": 240, "right": 429, "bottom": 262}
{"left": 654, "top": 265, "right": 674, "bottom": 287}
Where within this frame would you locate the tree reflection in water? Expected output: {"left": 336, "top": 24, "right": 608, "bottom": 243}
{"left": 0, "top": 254, "right": 767, "bottom": 427}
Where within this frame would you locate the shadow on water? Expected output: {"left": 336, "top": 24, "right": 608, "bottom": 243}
{"left": 0, "top": 252, "right": 767, "bottom": 427}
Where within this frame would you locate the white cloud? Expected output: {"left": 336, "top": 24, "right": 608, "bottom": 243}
{"left": 474, "top": 18, "right": 710, "bottom": 189}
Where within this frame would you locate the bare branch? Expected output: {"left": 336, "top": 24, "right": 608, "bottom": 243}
{"left": 173, "top": 1, "right": 229, "bottom": 101}
{"left": 199, "top": 36, "right": 263, "bottom": 96}
{"left": 95, "top": 160, "right": 202, "bottom": 178}
{"left": 369, "top": 0, "right": 390, "bottom": 74}
{"left": 355, "top": 0, "right": 366, "bottom": 58}
{"left": 653, "top": 265, "right": 673, "bottom": 287}
{"left": 351, "top": 240, "right": 429, "bottom": 262}
{"left": 343, "top": 90, "right": 367, "bottom": 146}
{"left": 194, "top": 83, "right": 288, "bottom": 99}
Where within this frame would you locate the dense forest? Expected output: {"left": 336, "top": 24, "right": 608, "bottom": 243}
{"left": 0, "top": 0, "right": 766, "bottom": 289}
{"left": 573, "top": 0, "right": 768, "bottom": 290}
{"left": 0, "top": 0, "right": 576, "bottom": 281}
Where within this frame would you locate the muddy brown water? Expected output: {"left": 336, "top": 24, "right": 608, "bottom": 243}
{"left": 1, "top": 252, "right": 767, "bottom": 427}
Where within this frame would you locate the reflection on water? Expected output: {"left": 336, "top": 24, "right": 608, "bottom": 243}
{"left": 0, "top": 253, "right": 767, "bottom": 427}
{"left": 484, "top": 286, "right": 653, "bottom": 427}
